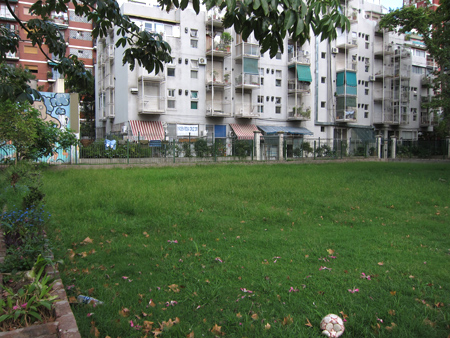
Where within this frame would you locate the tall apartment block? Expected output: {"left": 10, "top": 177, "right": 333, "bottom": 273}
{"left": 95, "top": 0, "right": 436, "bottom": 146}
{"left": 0, "top": 0, "right": 95, "bottom": 92}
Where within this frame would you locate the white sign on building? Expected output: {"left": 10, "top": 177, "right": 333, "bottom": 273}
{"left": 177, "top": 124, "right": 199, "bottom": 137}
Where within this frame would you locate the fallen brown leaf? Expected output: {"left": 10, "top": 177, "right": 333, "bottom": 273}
{"left": 423, "top": 318, "right": 436, "bottom": 327}
{"left": 264, "top": 323, "right": 271, "bottom": 330}
{"left": 186, "top": 332, "right": 194, "bottom": 338}
{"left": 283, "top": 315, "right": 293, "bottom": 326}
{"left": 211, "top": 324, "right": 224, "bottom": 336}
{"left": 251, "top": 313, "right": 259, "bottom": 320}
{"left": 305, "top": 318, "right": 313, "bottom": 327}
{"left": 82, "top": 237, "right": 93, "bottom": 244}
{"left": 386, "top": 322, "right": 397, "bottom": 331}
{"left": 119, "top": 307, "right": 130, "bottom": 317}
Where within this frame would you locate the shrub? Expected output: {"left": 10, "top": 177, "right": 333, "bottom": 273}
{"left": 194, "top": 139, "right": 209, "bottom": 158}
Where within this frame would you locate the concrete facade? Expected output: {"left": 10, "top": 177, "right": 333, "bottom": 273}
{"left": 95, "top": 0, "right": 437, "bottom": 144}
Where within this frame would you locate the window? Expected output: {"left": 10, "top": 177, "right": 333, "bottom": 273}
{"left": 257, "top": 105, "right": 264, "bottom": 113}
{"left": 413, "top": 94, "right": 418, "bottom": 100}
{"left": 365, "top": 35, "right": 370, "bottom": 41}
{"left": 275, "top": 97, "right": 281, "bottom": 104}
{"left": 276, "top": 52, "right": 282, "bottom": 60}
{"left": 190, "top": 39, "right": 198, "bottom": 48}
{"left": 167, "top": 68, "right": 175, "bottom": 76}
{"left": 275, "top": 79, "right": 281, "bottom": 87}
{"left": 23, "top": 6, "right": 30, "bottom": 15}
{"left": 275, "top": 106, "right": 281, "bottom": 114}
{"left": 167, "top": 100, "right": 176, "bottom": 109}
{"left": 365, "top": 89, "right": 369, "bottom": 95}
{"left": 321, "top": 126, "right": 325, "bottom": 132}
{"left": 190, "top": 70, "right": 198, "bottom": 79}
{"left": 412, "top": 66, "right": 424, "bottom": 74}
{"left": 321, "top": 101, "right": 326, "bottom": 108}
{"left": 364, "top": 112, "right": 369, "bottom": 118}
{"left": 321, "top": 52, "right": 326, "bottom": 59}
{"left": 365, "top": 66, "right": 369, "bottom": 72}
{"left": 257, "top": 95, "right": 264, "bottom": 103}
{"left": 191, "top": 91, "right": 198, "bottom": 99}
{"left": 365, "top": 81, "right": 369, "bottom": 87}
{"left": 24, "top": 46, "right": 38, "bottom": 54}
{"left": 321, "top": 77, "right": 326, "bottom": 83}
{"left": 414, "top": 49, "right": 426, "bottom": 57}
{"left": 364, "top": 104, "right": 368, "bottom": 110}
{"left": 260, "top": 78, "right": 264, "bottom": 85}
{"left": 365, "top": 42, "right": 369, "bottom": 49}
{"left": 276, "top": 70, "right": 282, "bottom": 78}
{"left": 190, "top": 29, "right": 198, "bottom": 37}
{"left": 191, "top": 101, "right": 198, "bottom": 109}
{"left": 191, "top": 59, "right": 199, "bottom": 68}
{"left": 25, "top": 65, "right": 38, "bottom": 73}
{"left": 168, "top": 89, "right": 175, "bottom": 97}
{"left": 259, "top": 68, "right": 264, "bottom": 75}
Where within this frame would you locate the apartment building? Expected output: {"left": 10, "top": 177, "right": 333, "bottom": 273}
{"left": 0, "top": 0, "right": 95, "bottom": 92}
{"left": 95, "top": 0, "right": 436, "bottom": 149}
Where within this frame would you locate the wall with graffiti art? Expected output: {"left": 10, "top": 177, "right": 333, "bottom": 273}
{"left": 1, "top": 92, "right": 75, "bottom": 164}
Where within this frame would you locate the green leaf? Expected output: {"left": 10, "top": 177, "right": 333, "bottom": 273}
{"left": 253, "top": 0, "right": 261, "bottom": 10}
{"left": 0, "top": 314, "right": 11, "bottom": 323}
{"left": 284, "top": 10, "right": 296, "bottom": 31}
{"left": 260, "top": 0, "right": 269, "bottom": 16}
{"left": 28, "top": 311, "right": 42, "bottom": 322}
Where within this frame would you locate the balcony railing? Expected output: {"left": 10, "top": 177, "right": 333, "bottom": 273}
{"left": 287, "top": 107, "right": 311, "bottom": 121}
{"left": 138, "top": 95, "right": 165, "bottom": 114}
{"left": 287, "top": 80, "right": 310, "bottom": 93}
{"left": 336, "top": 110, "right": 357, "bottom": 122}
{"left": 235, "top": 73, "right": 259, "bottom": 89}
{"left": 234, "top": 105, "right": 259, "bottom": 118}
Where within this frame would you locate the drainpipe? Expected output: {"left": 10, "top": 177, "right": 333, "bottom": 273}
{"left": 315, "top": 36, "right": 319, "bottom": 124}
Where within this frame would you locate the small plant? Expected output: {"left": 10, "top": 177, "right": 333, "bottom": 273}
{"left": 301, "top": 141, "right": 313, "bottom": 156}
{"left": 220, "top": 32, "right": 232, "bottom": 46}
{"left": 0, "top": 261, "right": 57, "bottom": 331}
{"left": 182, "top": 142, "right": 192, "bottom": 157}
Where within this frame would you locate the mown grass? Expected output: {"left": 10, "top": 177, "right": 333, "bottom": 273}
{"left": 41, "top": 162, "right": 450, "bottom": 337}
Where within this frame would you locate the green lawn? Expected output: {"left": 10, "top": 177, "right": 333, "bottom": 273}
{"left": 41, "top": 162, "right": 450, "bottom": 337}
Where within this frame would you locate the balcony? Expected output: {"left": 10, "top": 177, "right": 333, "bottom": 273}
{"left": 336, "top": 36, "right": 357, "bottom": 50}
{"left": 206, "top": 43, "right": 231, "bottom": 57}
{"left": 5, "top": 51, "right": 19, "bottom": 60}
{"left": 206, "top": 10, "right": 225, "bottom": 27}
{"left": 287, "top": 80, "right": 310, "bottom": 94}
{"left": 235, "top": 43, "right": 260, "bottom": 59}
{"left": 374, "top": 44, "right": 395, "bottom": 56}
{"left": 50, "top": 12, "right": 69, "bottom": 28}
{"left": 420, "top": 112, "right": 437, "bottom": 127}
{"left": 421, "top": 76, "right": 432, "bottom": 87}
{"left": 336, "top": 61, "right": 358, "bottom": 72}
{"left": 138, "top": 95, "right": 165, "bottom": 115}
{"left": 205, "top": 103, "right": 232, "bottom": 117}
{"left": 235, "top": 73, "right": 259, "bottom": 89}
{"left": 287, "top": 106, "right": 311, "bottom": 121}
{"left": 234, "top": 105, "right": 259, "bottom": 118}
{"left": 287, "top": 54, "right": 311, "bottom": 66}
{"left": 139, "top": 69, "right": 165, "bottom": 82}
{"left": 374, "top": 67, "right": 393, "bottom": 78}
{"left": 336, "top": 110, "right": 357, "bottom": 123}
{"left": 374, "top": 111, "right": 400, "bottom": 125}
{"left": 373, "top": 89, "right": 393, "bottom": 101}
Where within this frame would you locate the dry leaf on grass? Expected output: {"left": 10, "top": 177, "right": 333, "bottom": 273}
{"left": 305, "top": 318, "right": 313, "bottom": 327}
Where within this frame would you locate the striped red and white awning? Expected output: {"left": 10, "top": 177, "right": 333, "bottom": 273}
{"left": 129, "top": 120, "right": 164, "bottom": 140}
{"left": 230, "top": 124, "right": 259, "bottom": 140}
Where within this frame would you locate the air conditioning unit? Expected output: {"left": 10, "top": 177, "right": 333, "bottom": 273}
{"left": 303, "top": 50, "right": 310, "bottom": 56}
{"left": 201, "top": 130, "right": 208, "bottom": 137}
{"left": 121, "top": 126, "right": 128, "bottom": 134}
{"left": 331, "top": 47, "right": 339, "bottom": 54}
{"left": 369, "top": 76, "right": 375, "bottom": 81}
{"left": 130, "top": 88, "right": 138, "bottom": 94}
{"left": 228, "top": 131, "right": 235, "bottom": 137}
{"left": 198, "top": 58, "right": 207, "bottom": 65}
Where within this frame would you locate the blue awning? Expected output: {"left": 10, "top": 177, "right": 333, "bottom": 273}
{"left": 297, "top": 65, "right": 312, "bottom": 82}
{"left": 257, "top": 126, "right": 313, "bottom": 135}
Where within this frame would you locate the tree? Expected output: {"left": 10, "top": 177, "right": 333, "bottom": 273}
{"left": 0, "top": 0, "right": 349, "bottom": 102}
{"left": 0, "top": 100, "right": 78, "bottom": 162}
{"left": 379, "top": 1, "right": 450, "bottom": 137}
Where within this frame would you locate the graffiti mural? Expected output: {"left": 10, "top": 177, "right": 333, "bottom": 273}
{"left": 0, "top": 92, "right": 73, "bottom": 164}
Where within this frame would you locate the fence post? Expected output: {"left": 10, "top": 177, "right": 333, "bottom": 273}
{"left": 127, "top": 139, "right": 129, "bottom": 164}
{"left": 173, "top": 140, "right": 176, "bottom": 163}
{"left": 278, "top": 132, "right": 284, "bottom": 161}
{"left": 251, "top": 139, "right": 254, "bottom": 161}
{"left": 447, "top": 137, "right": 450, "bottom": 159}
{"left": 340, "top": 140, "right": 343, "bottom": 159}
{"left": 214, "top": 140, "right": 217, "bottom": 162}
{"left": 253, "top": 130, "right": 261, "bottom": 161}
{"left": 314, "top": 140, "right": 316, "bottom": 160}
{"left": 391, "top": 137, "right": 397, "bottom": 159}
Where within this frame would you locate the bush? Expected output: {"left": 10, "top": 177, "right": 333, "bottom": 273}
{"left": 233, "top": 140, "right": 252, "bottom": 158}
{"left": 0, "top": 206, "right": 51, "bottom": 273}
{"left": 194, "top": 139, "right": 209, "bottom": 158}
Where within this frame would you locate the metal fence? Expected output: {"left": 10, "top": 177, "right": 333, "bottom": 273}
{"left": 1, "top": 137, "right": 448, "bottom": 165}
